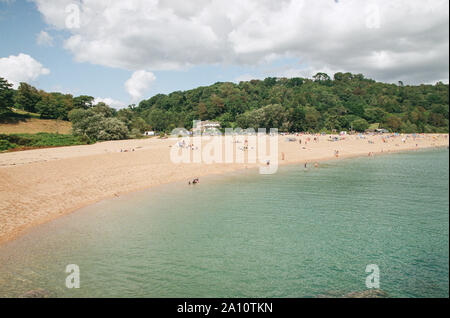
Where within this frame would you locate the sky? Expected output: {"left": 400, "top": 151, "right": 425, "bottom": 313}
{"left": 0, "top": 0, "right": 448, "bottom": 109}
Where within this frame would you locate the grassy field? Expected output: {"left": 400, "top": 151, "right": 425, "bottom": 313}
{"left": 0, "top": 109, "right": 72, "bottom": 134}
{"left": 9, "top": 108, "right": 41, "bottom": 118}
{"left": 0, "top": 118, "right": 72, "bottom": 134}
{"left": 0, "top": 109, "right": 84, "bottom": 152}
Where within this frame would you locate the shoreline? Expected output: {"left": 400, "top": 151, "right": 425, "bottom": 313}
{"left": 0, "top": 134, "right": 448, "bottom": 246}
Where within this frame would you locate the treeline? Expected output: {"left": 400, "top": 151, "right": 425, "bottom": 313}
{"left": 1, "top": 73, "right": 449, "bottom": 143}
{"left": 0, "top": 79, "right": 107, "bottom": 120}
{"left": 135, "top": 73, "right": 449, "bottom": 133}
{"left": 0, "top": 77, "right": 148, "bottom": 142}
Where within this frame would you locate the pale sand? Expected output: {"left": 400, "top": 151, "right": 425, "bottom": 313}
{"left": 0, "top": 133, "right": 448, "bottom": 245}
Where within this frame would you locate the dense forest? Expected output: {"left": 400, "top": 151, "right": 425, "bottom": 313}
{"left": 1, "top": 72, "right": 449, "bottom": 142}
{"left": 135, "top": 73, "right": 449, "bottom": 134}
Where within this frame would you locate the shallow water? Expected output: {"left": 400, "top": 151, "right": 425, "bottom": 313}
{"left": 0, "top": 149, "right": 448, "bottom": 298}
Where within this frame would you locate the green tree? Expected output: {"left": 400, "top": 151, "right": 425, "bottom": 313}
{"left": 0, "top": 77, "right": 14, "bottom": 115}
{"left": 364, "top": 107, "right": 387, "bottom": 123}
{"left": 69, "top": 108, "right": 128, "bottom": 141}
{"left": 351, "top": 118, "right": 369, "bottom": 132}
{"left": 147, "top": 108, "right": 168, "bottom": 131}
{"left": 96, "top": 117, "right": 129, "bottom": 140}
{"left": 304, "top": 107, "right": 321, "bottom": 131}
{"left": 92, "top": 102, "right": 116, "bottom": 117}
{"left": 384, "top": 115, "right": 402, "bottom": 132}
{"left": 313, "top": 72, "right": 331, "bottom": 83}
{"left": 14, "top": 82, "right": 41, "bottom": 112}
{"left": 73, "top": 95, "right": 94, "bottom": 109}
{"left": 34, "top": 92, "right": 73, "bottom": 119}
{"left": 290, "top": 106, "right": 306, "bottom": 132}
{"left": 287, "top": 77, "right": 304, "bottom": 88}
{"left": 197, "top": 102, "right": 208, "bottom": 120}
{"left": 117, "top": 108, "right": 135, "bottom": 130}
{"left": 131, "top": 117, "right": 148, "bottom": 133}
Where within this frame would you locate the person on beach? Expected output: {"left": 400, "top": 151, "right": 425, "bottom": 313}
{"left": 189, "top": 178, "right": 199, "bottom": 185}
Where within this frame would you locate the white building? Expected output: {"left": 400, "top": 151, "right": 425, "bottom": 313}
{"left": 193, "top": 121, "right": 221, "bottom": 133}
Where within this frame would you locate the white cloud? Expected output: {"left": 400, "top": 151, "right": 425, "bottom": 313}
{"left": 0, "top": 53, "right": 50, "bottom": 88}
{"left": 234, "top": 74, "right": 259, "bottom": 83}
{"left": 36, "top": 30, "right": 54, "bottom": 46}
{"left": 94, "top": 97, "right": 126, "bottom": 109}
{"left": 33, "top": 0, "right": 449, "bottom": 84}
{"left": 125, "top": 70, "right": 156, "bottom": 101}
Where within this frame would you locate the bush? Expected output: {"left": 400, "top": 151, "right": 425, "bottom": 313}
{"left": 0, "top": 139, "right": 17, "bottom": 151}
{"left": 0, "top": 134, "right": 33, "bottom": 145}
{"left": 96, "top": 118, "right": 129, "bottom": 141}
{"left": 69, "top": 108, "right": 129, "bottom": 141}
{"left": 0, "top": 133, "right": 88, "bottom": 150}
{"left": 129, "top": 128, "right": 143, "bottom": 139}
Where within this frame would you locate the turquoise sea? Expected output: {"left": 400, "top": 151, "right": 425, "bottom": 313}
{"left": 0, "top": 149, "right": 448, "bottom": 298}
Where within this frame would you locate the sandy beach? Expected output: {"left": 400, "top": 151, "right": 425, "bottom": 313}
{"left": 0, "top": 133, "right": 448, "bottom": 245}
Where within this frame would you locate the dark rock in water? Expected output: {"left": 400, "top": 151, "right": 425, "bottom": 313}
{"left": 316, "top": 289, "right": 388, "bottom": 298}
{"left": 19, "top": 289, "right": 53, "bottom": 298}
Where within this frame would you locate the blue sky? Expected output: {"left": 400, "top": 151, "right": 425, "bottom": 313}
{"left": 1, "top": 0, "right": 448, "bottom": 108}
